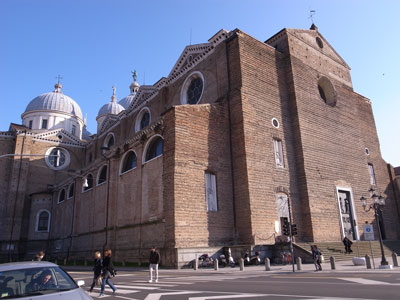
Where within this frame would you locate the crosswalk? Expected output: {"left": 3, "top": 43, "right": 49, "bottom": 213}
{"left": 68, "top": 271, "right": 398, "bottom": 300}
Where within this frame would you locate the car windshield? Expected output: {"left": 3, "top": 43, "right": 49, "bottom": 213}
{"left": 0, "top": 266, "right": 78, "bottom": 299}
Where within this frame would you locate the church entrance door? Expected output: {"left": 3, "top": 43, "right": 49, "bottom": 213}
{"left": 337, "top": 190, "right": 356, "bottom": 240}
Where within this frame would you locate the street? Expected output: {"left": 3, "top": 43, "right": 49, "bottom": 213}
{"left": 68, "top": 264, "right": 400, "bottom": 300}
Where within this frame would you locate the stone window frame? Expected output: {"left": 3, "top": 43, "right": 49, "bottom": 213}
{"left": 28, "top": 120, "right": 33, "bottom": 129}
{"left": 135, "top": 107, "right": 151, "bottom": 133}
{"left": 273, "top": 138, "right": 285, "bottom": 168}
{"left": 57, "top": 189, "right": 66, "bottom": 204}
{"left": 71, "top": 124, "right": 76, "bottom": 136}
{"left": 180, "top": 71, "right": 205, "bottom": 105}
{"left": 97, "top": 165, "right": 108, "bottom": 186}
{"left": 368, "top": 163, "right": 376, "bottom": 185}
{"left": 120, "top": 150, "right": 138, "bottom": 175}
{"left": 35, "top": 209, "right": 51, "bottom": 232}
{"left": 365, "top": 147, "right": 370, "bottom": 156}
{"left": 82, "top": 173, "right": 94, "bottom": 192}
{"left": 41, "top": 119, "right": 48, "bottom": 129}
{"left": 143, "top": 134, "right": 164, "bottom": 164}
{"left": 272, "top": 118, "right": 280, "bottom": 129}
{"left": 205, "top": 171, "right": 218, "bottom": 212}
{"left": 67, "top": 183, "right": 75, "bottom": 199}
{"left": 45, "top": 147, "right": 71, "bottom": 171}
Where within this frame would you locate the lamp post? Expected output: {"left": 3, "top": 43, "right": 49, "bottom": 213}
{"left": 360, "top": 188, "right": 391, "bottom": 269}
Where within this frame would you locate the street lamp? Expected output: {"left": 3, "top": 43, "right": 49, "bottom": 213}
{"left": 360, "top": 188, "right": 391, "bottom": 269}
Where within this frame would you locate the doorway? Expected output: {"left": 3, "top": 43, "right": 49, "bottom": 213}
{"left": 337, "top": 190, "right": 357, "bottom": 240}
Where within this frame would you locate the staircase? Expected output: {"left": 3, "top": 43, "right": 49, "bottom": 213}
{"left": 295, "top": 241, "right": 400, "bottom": 262}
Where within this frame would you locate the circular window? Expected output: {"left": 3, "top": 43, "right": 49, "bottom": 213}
{"left": 316, "top": 37, "right": 323, "bottom": 49}
{"left": 317, "top": 76, "right": 337, "bottom": 107}
{"left": 272, "top": 118, "right": 280, "bottom": 128}
{"left": 181, "top": 72, "right": 204, "bottom": 105}
{"left": 45, "top": 147, "right": 70, "bottom": 170}
{"left": 365, "top": 148, "right": 370, "bottom": 155}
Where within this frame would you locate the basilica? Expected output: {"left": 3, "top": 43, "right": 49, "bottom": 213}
{"left": 1, "top": 25, "right": 399, "bottom": 267}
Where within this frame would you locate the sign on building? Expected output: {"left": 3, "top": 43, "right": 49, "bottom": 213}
{"left": 363, "top": 224, "right": 374, "bottom": 241}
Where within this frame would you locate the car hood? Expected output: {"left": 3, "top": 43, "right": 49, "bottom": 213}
{"left": 14, "top": 288, "right": 92, "bottom": 300}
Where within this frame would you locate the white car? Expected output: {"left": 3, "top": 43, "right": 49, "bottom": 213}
{"left": 0, "top": 261, "right": 93, "bottom": 299}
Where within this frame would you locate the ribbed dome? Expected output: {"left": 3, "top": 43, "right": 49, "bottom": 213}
{"left": 118, "top": 95, "right": 135, "bottom": 109}
{"left": 97, "top": 86, "right": 125, "bottom": 118}
{"left": 98, "top": 101, "right": 125, "bottom": 117}
{"left": 24, "top": 84, "right": 83, "bottom": 120}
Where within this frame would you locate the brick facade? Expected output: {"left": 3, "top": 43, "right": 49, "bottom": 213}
{"left": 0, "top": 26, "right": 399, "bottom": 267}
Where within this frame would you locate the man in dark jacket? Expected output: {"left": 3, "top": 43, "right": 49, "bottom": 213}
{"left": 148, "top": 247, "right": 160, "bottom": 283}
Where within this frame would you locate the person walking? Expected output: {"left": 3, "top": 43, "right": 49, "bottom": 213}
{"left": 99, "top": 249, "right": 117, "bottom": 297}
{"left": 311, "top": 245, "right": 322, "bottom": 271}
{"left": 342, "top": 237, "right": 353, "bottom": 254}
{"left": 33, "top": 251, "right": 45, "bottom": 261}
{"left": 89, "top": 251, "right": 102, "bottom": 293}
{"left": 148, "top": 246, "right": 160, "bottom": 283}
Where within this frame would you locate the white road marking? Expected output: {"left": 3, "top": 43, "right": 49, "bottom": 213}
{"left": 338, "top": 277, "right": 400, "bottom": 285}
{"left": 188, "top": 294, "right": 267, "bottom": 300}
{"left": 115, "top": 284, "right": 158, "bottom": 290}
{"left": 144, "top": 291, "right": 200, "bottom": 300}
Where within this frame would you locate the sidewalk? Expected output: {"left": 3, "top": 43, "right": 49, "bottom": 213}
{"left": 63, "top": 257, "right": 400, "bottom": 274}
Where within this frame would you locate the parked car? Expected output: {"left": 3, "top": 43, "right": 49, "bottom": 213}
{"left": 0, "top": 261, "right": 92, "bottom": 299}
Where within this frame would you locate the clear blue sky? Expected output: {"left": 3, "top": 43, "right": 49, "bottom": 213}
{"left": 1, "top": 0, "right": 399, "bottom": 166}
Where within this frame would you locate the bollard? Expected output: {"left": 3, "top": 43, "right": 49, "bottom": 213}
{"left": 330, "top": 256, "right": 336, "bottom": 270}
{"left": 214, "top": 259, "right": 219, "bottom": 271}
{"left": 265, "top": 257, "right": 271, "bottom": 271}
{"left": 84, "top": 259, "right": 87, "bottom": 266}
{"left": 63, "top": 258, "right": 67, "bottom": 266}
{"left": 194, "top": 255, "right": 198, "bottom": 270}
{"left": 239, "top": 258, "right": 244, "bottom": 271}
{"left": 365, "top": 254, "right": 371, "bottom": 269}
{"left": 296, "top": 257, "right": 302, "bottom": 271}
{"left": 392, "top": 252, "right": 398, "bottom": 267}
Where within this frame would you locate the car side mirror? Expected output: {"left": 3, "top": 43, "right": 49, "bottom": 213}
{"left": 77, "top": 280, "right": 85, "bottom": 287}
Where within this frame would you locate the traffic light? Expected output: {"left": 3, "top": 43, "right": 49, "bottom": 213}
{"left": 291, "top": 224, "right": 298, "bottom": 236}
{"left": 282, "top": 219, "right": 289, "bottom": 236}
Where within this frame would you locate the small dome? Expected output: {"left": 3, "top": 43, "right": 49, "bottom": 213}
{"left": 81, "top": 126, "right": 92, "bottom": 140}
{"left": 97, "top": 101, "right": 125, "bottom": 117}
{"left": 23, "top": 83, "right": 83, "bottom": 120}
{"left": 119, "top": 95, "right": 135, "bottom": 109}
{"left": 119, "top": 70, "right": 140, "bottom": 109}
{"left": 97, "top": 86, "right": 125, "bottom": 118}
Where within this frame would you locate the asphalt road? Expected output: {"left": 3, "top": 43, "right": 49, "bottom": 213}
{"left": 68, "top": 267, "right": 400, "bottom": 300}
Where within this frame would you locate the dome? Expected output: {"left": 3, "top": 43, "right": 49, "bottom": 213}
{"left": 97, "top": 101, "right": 125, "bottom": 117}
{"left": 23, "top": 83, "right": 83, "bottom": 120}
{"left": 118, "top": 70, "right": 140, "bottom": 109}
{"left": 118, "top": 95, "right": 135, "bottom": 109}
{"left": 97, "top": 86, "right": 125, "bottom": 118}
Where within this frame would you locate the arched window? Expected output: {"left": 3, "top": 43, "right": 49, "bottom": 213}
{"left": 83, "top": 174, "right": 93, "bottom": 191}
{"left": 68, "top": 183, "right": 74, "bottom": 199}
{"left": 36, "top": 210, "right": 50, "bottom": 232}
{"left": 58, "top": 189, "right": 66, "bottom": 203}
{"left": 318, "top": 76, "right": 337, "bottom": 107}
{"left": 144, "top": 136, "right": 164, "bottom": 162}
{"left": 97, "top": 165, "right": 107, "bottom": 185}
{"left": 135, "top": 107, "right": 151, "bottom": 132}
{"left": 103, "top": 133, "right": 115, "bottom": 151}
{"left": 120, "top": 151, "right": 137, "bottom": 174}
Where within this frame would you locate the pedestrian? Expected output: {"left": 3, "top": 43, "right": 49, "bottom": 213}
{"left": 311, "top": 245, "right": 322, "bottom": 271}
{"left": 342, "top": 237, "right": 353, "bottom": 254}
{"left": 148, "top": 246, "right": 160, "bottom": 283}
{"left": 89, "top": 251, "right": 102, "bottom": 293}
{"left": 99, "top": 249, "right": 117, "bottom": 297}
{"left": 33, "top": 251, "right": 45, "bottom": 261}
